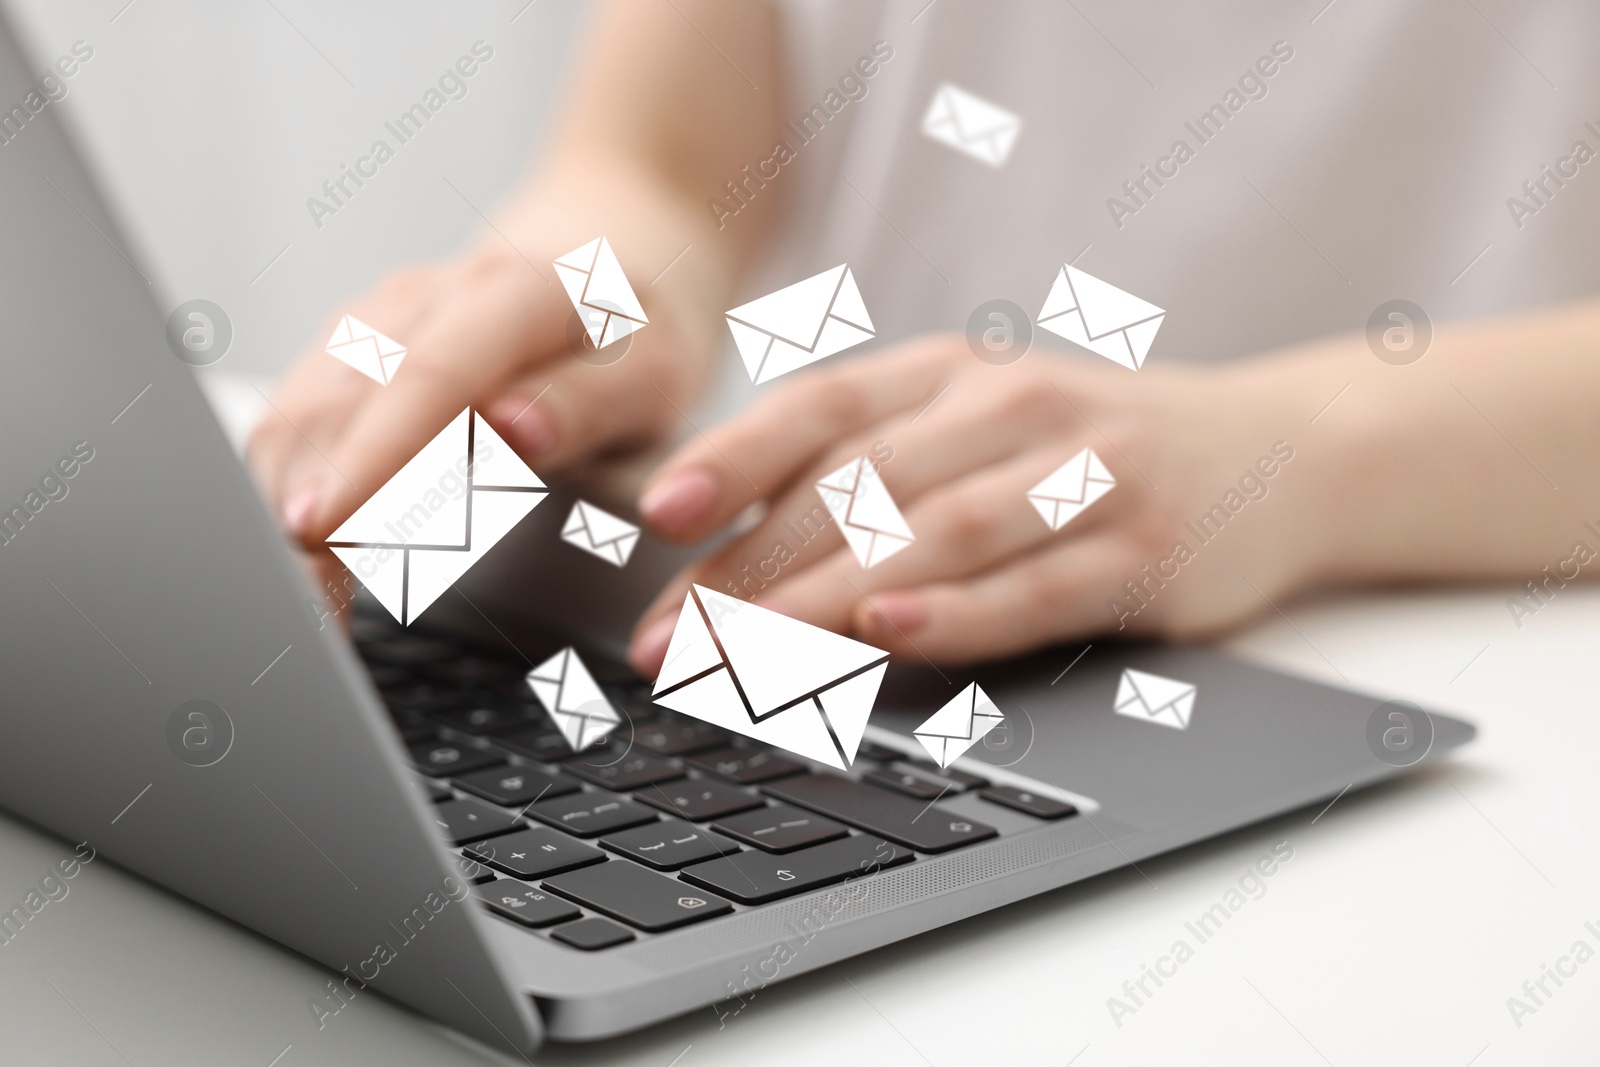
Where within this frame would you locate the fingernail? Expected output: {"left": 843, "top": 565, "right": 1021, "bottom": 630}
{"left": 628, "top": 613, "right": 678, "bottom": 679}
{"left": 864, "top": 592, "right": 927, "bottom": 634}
{"left": 639, "top": 467, "right": 719, "bottom": 534}
{"left": 489, "top": 396, "right": 557, "bottom": 459}
{"left": 283, "top": 488, "right": 318, "bottom": 536}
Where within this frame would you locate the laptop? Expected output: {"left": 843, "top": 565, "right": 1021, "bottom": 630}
{"left": 0, "top": 13, "right": 1474, "bottom": 1055}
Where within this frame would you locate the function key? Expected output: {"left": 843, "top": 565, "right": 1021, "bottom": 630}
{"left": 550, "top": 917, "right": 634, "bottom": 951}
{"left": 710, "top": 804, "right": 849, "bottom": 853}
{"left": 526, "top": 792, "right": 657, "bottom": 837}
{"left": 636, "top": 778, "right": 764, "bottom": 821}
{"left": 432, "top": 797, "right": 522, "bottom": 844}
{"left": 600, "top": 820, "right": 741, "bottom": 870}
{"left": 978, "top": 785, "right": 1078, "bottom": 820}
{"left": 465, "top": 826, "right": 606, "bottom": 879}
{"left": 543, "top": 861, "right": 733, "bottom": 932}
{"left": 409, "top": 740, "right": 503, "bottom": 778}
{"left": 563, "top": 754, "right": 684, "bottom": 791}
{"left": 633, "top": 721, "right": 727, "bottom": 756}
{"left": 453, "top": 764, "right": 581, "bottom": 806}
{"left": 475, "top": 880, "right": 581, "bottom": 927}
{"left": 863, "top": 769, "right": 948, "bottom": 800}
{"left": 687, "top": 747, "right": 806, "bottom": 784}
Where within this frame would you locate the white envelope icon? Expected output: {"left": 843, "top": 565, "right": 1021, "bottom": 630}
{"left": 526, "top": 647, "right": 620, "bottom": 750}
{"left": 815, "top": 456, "right": 913, "bottom": 569}
{"left": 561, "top": 500, "right": 640, "bottom": 567}
{"left": 1028, "top": 447, "right": 1115, "bottom": 531}
{"left": 651, "top": 585, "right": 889, "bottom": 770}
{"left": 553, "top": 236, "right": 648, "bottom": 349}
{"left": 1114, "top": 669, "right": 1196, "bottom": 730}
{"left": 326, "top": 409, "right": 546, "bottom": 625}
{"left": 913, "top": 682, "right": 1004, "bottom": 768}
{"left": 725, "top": 264, "right": 874, "bottom": 384}
{"left": 1037, "top": 265, "right": 1165, "bottom": 371}
{"left": 921, "top": 82, "right": 1022, "bottom": 167}
{"left": 326, "top": 314, "right": 406, "bottom": 384}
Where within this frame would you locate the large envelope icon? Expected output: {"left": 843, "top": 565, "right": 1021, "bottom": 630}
{"left": 815, "top": 455, "right": 914, "bottom": 568}
{"left": 725, "top": 264, "right": 874, "bottom": 384}
{"left": 553, "top": 236, "right": 648, "bottom": 349}
{"left": 326, "top": 409, "right": 546, "bottom": 625}
{"left": 651, "top": 585, "right": 889, "bottom": 770}
{"left": 326, "top": 314, "right": 407, "bottom": 384}
{"left": 921, "top": 82, "right": 1022, "bottom": 167}
{"left": 1114, "top": 669, "right": 1196, "bottom": 730}
{"left": 1028, "top": 447, "right": 1116, "bottom": 531}
{"left": 561, "top": 500, "right": 640, "bottom": 567}
{"left": 1037, "top": 265, "right": 1165, "bottom": 371}
{"left": 913, "top": 682, "right": 1004, "bottom": 768}
{"left": 526, "top": 646, "right": 620, "bottom": 750}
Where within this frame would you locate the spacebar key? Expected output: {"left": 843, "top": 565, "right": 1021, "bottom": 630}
{"left": 763, "top": 774, "right": 998, "bottom": 853}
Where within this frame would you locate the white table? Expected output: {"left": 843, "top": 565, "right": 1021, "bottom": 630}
{"left": 3, "top": 379, "right": 1596, "bottom": 1066}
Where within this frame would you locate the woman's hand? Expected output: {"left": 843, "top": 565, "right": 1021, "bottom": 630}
{"left": 627, "top": 336, "right": 1337, "bottom": 673}
{"left": 247, "top": 234, "right": 719, "bottom": 547}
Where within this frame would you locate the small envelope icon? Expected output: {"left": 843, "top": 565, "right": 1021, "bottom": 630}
{"left": 651, "top": 585, "right": 889, "bottom": 770}
{"left": 914, "top": 682, "right": 1004, "bottom": 768}
{"left": 816, "top": 456, "right": 914, "bottom": 568}
{"left": 326, "top": 314, "right": 406, "bottom": 384}
{"left": 561, "top": 500, "right": 640, "bottom": 567}
{"left": 553, "top": 236, "right": 648, "bottom": 349}
{"left": 1037, "top": 265, "right": 1165, "bottom": 371}
{"left": 1028, "top": 447, "right": 1115, "bottom": 531}
{"left": 1114, "top": 669, "right": 1196, "bottom": 730}
{"left": 725, "top": 264, "right": 874, "bottom": 384}
{"left": 526, "top": 646, "right": 620, "bottom": 750}
{"left": 921, "top": 82, "right": 1022, "bottom": 167}
{"left": 326, "top": 409, "right": 546, "bottom": 625}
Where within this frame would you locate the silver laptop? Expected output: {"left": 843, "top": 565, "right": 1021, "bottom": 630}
{"left": 0, "top": 14, "right": 1473, "bottom": 1055}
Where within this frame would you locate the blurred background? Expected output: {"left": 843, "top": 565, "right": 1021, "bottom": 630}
{"left": 8, "top": 0, "right": 581, "bottom": 428}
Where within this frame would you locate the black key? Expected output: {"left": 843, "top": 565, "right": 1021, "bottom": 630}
{"left": 453, "top": 764, "right": 580, "bottom": 806}
{"left": 475, "top": 880, "right": 581, "bottom": 927}
{"left": 527, "top": 792, "right": 657, "bottom": 837}
{"left": 424, "top": 657, "right": 523, "bottom": 686}
{"left": 855, "top": 742, "right": 902, "bottom": 764}
{"left": 430, "top": 701, "right": 532, "bottom": 736}
{"left": 633, "top": 721, "right": 727, "bottom": 756}
{"left": 465, "top": 826, "right": 606, "bottom": 878}
{"left": 901, "top": 760, "right": 988, "bottom": 790}
{"left": 764, "top": 774, "right": 999, "bottom": 854}
{"left": 451, "top": 854, "right": 498, "bottom": 884}
{"left": 432, "top": 797, "right": 522, "bottom": 844}
{"left": 681, "top": 834, "right": 913, "bottom": 904}
{"left": 350, "top": 616, "right": 400, "bottom": 645}
{"left": 390, "top": 711, "right": 439, "bottom": 744}
{"left": 863, "top": 769, "right": 947, "bottom": 800}
{"left": 364, "top": 638, "right": 458, "bottom": 666}
{"left": 410, "top": 740, "right": 503, "bottom": 778}
{"left": 600, "top": 820, "right": 741, "bottom": 870}
{"left": 979, "top": 785, "right": 1078, "bottom": 820}
{"left": 543, "top": 861, "right": 733, "bottom": 932}
{"left": 635, "top": 777, "right": 764, "bottom": 821}
{"left": 384, "top": 684, "right": 465, "bottom": 716}
{"left": 711, "top": 805, "right": 849, "bottom": 853}
{"left": 687, "top": 747, "right": 806, "bottom": 784}
{"left": 495, "top": 726, "right": 575, "bottom": 763}
{"left": 551, "top": 917, "right": 634, "bottom": 951}
{"left": 563, "top": 753, "right": 684, "bottom": 791}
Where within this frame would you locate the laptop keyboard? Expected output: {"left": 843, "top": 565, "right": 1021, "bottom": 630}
{"left": 353, "top": 619, "right": 1080, "bottom": 952}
